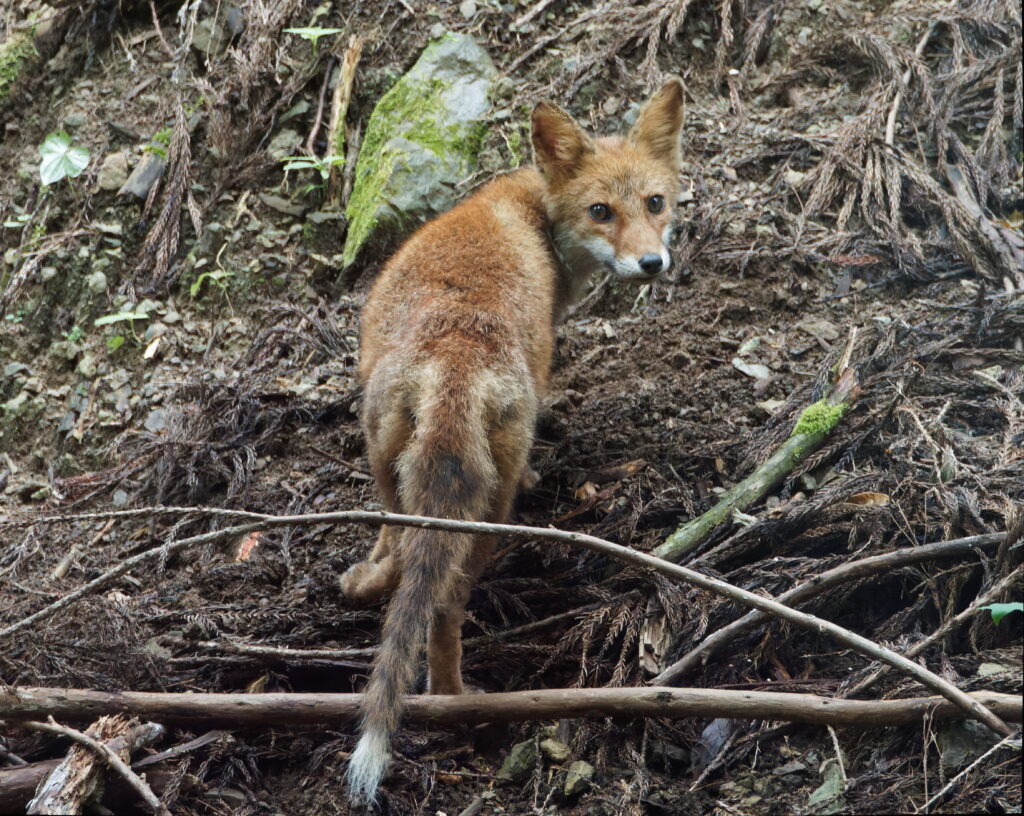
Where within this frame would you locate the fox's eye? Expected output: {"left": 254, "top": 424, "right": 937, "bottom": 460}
{"left": 647, "top": 195, "right": 665, "bottom": 214}
{"left": 588, "top": 203, "right": 612, "bottom": 222}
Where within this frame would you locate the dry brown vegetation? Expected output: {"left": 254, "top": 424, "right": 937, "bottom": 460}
{"left": 0, "top": 0, "right": 1021, "bottom": 814}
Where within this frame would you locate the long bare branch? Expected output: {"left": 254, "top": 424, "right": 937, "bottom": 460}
{"left": 0, "top": 506, "right": 1013, "bottom": 736}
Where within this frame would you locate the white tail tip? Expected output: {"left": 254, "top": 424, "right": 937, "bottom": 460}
{"left": 346, "top": 727, "right": 390, "bottom": 806}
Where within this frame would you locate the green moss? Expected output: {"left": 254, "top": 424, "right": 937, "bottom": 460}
{"left": 791, "top": 399, "right": 847, "bottom": 437}
{"left": 342, "top": 36, "right": 489, "bottom": 266}
{"left": 342, "top": 145, "right": 396, "bottom": 267}
{"left": 0, "top": 28, "right": 37, "bottom": 101}
{"left": 506, "top": 127, "right": 524, "bottom": 166}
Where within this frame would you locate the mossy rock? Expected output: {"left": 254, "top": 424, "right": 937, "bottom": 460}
{"left": 0, "top": 26, "right": 37, "bottom": 101}
{"left": 342, "top": 32, "right": 496, "bottom": 267}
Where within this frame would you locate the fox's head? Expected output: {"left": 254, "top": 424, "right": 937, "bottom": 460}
{"left": 532, "top": 78, "right": 685, "bottom": 283}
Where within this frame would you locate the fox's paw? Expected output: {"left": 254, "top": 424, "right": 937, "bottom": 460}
{"left": 427, "top": 677, "right": 486, "bottom": 695}
{"left": 340, "top": 561, "right": 385, "bottom": 606}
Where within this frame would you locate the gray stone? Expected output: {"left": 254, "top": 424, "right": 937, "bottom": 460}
{"left": 268, "top": 129, "right": 303, "bottom": 162}
{"left": 342, "top": 33, "right": 496, "bottom": 266}
{"left": 773, "top": 760, "right": 808, "bottom": 776}
{"left": 540, "top": 737, "right": 571, "bottom": 764}
{"left": 191, "top": 17, "right": 227, "bottom": 54}
{"left": 63, "top": 112, "right": 87, "bottom": 129}
{"left": 2, "top": 362, "right": 28, "bottom": 379}
{"left": 807, "top": 758, "right": 846, "bottom": 813}
{"left": 96, "top": 150, "right": 130, "bottom": 191}
{"left": 49, "top": 340, "right": 82, "bottom": 361}
{"left": 563, "top": 760, "right": 594, "bottom": 796}
{"left": 76, "top": 354, "right": 98, "bottom": 378}
{"left": 307, "top": 209, "right": 344, "bottom": 224}
{"left": 119, "top": 153, "right": 165, "bottom": 200}
{"left": 144, "top": 408, "right": 168, "bottom": 433}
{"left": 938, "top": 721, "right": 999, "bottom": 774}
{"left": 258, "top": 193, "right": 307, "bottom": 217}
{"left": 87, "top": 270, "right": 107, "bottom": 294}
{"left": 497, "top": 739, "right": 536, "bottom": 783}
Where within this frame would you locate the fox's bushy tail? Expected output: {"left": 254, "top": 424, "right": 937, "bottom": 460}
{"left": 346, "top": 366, "right": 496, "bottom": 805}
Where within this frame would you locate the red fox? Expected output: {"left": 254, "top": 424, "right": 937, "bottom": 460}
{"left": 342, "top": 78, "right": 685, "bottom": 804}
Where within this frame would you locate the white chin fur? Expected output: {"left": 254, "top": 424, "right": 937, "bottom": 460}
{"left": 347, "top": 727, "right": 390, "bottom": 806}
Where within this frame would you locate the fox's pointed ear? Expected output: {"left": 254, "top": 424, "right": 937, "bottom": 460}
{"left": 531, "top": 102, "right": 594, "bottom": 184}
{"left": 629, "top": 77, "right": 685, "bottom": 172}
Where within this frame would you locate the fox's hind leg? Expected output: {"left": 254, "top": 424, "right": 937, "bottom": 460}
{"left": 426, "top": 412, "right": 532, "bottom": 694}
{"left": 341, "top": 403, "right": 410, "bottom": 605}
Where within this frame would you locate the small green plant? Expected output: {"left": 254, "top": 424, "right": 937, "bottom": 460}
{"left": 142, "top": 126, "right": 174, "bottom": 159}
{"left": 95, "top": 310, "right": 148, "bottom": 344}
{"left": 2, "top": 212, "right": 31, "bottom": 229}
{"left": 38, "top": 131, "right": 90, "bottom": 186}
{"left": 281, "top": 153, "right": 345, "bottom": 195}
{"left": 4, "top": 309, "right": 26, "bottom": 324}
{"left": 62, "top": 325, "right": 83, "bottom": 343}
{"left": 190, "top": 268, "right": 235, "bottom": 298}
{"left": 283, "top": 27, "right": 343, "bottom": 57}
{"left": 981, "top": 602, "right": 1023, "bottom": 625}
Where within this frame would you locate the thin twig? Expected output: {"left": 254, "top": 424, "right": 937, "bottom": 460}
{"left": 0, "top": 506, "right": 1013, "bottom": 736}
{"left": 918, "top": 731, "right": 1022, "bottom": 813}
{"left": 843, "top": 563, "right": 1023, "bottom": 698}
{"left": 51, "top": 519, "right": 115, "bottom": 581}
{"left": 305, "top": 57, "right": 336, "bottom": 157}
{"left": 24, "top": 717, "right": 170, "bottom": 816}
{"left": 513, "top": 0, "right": 560, "bottom": 28}
{"left": 0, "top": 520, "right": 264, "bottom": 640}
{"left": 885, "top": 24, "right": 936, "bottom": 146}
{"left": 653, "top": 532, "right": 1008, "bottom": 684}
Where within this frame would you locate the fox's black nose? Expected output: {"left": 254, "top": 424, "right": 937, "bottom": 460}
{"left": 639, "top": 254, "right": 663, "bottom": 275}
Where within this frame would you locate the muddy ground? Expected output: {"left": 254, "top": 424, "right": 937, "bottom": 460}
{"left": 1, "top": 0, "right": 1022, "bottom": 814}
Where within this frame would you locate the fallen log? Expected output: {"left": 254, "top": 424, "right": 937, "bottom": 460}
{"left": 25, "top": 716, "right": 167, "bottom": 816}
{"left": 0, "top": 760, "right": 187, "bottom": 815}
{"left": 2, "top": 687, "right": 1019, "bottom": 730}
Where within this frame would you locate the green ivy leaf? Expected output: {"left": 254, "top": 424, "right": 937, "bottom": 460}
{"left": 981, "top": 602, "right": 1023, "bottom": 625}
{"left": 106, "top": 335, "right": 126, "bottom": 352}
{"left": 39, "top": 131, "right": 91, "bottom": 185}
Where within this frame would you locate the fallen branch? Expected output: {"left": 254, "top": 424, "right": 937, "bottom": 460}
{"left": 3, "top": 687, "right": 1018, "bottom": 730}
{"left": 652, "top": 366, "right": 861, "bottom": 563}
{"left": 0, "top": 759, "right": 186, "bottom": 814}
{"left": 1, "top": 504, "right": 1012, "bottom": 736}
{"left": 326, "top": 34, "right": 363, "bottom": 207}
{"left": 652, "top": 532, "right": 1008, "bottom": 685}
{"left": 24, "top": 716, "right": 168, "bottom": 816}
